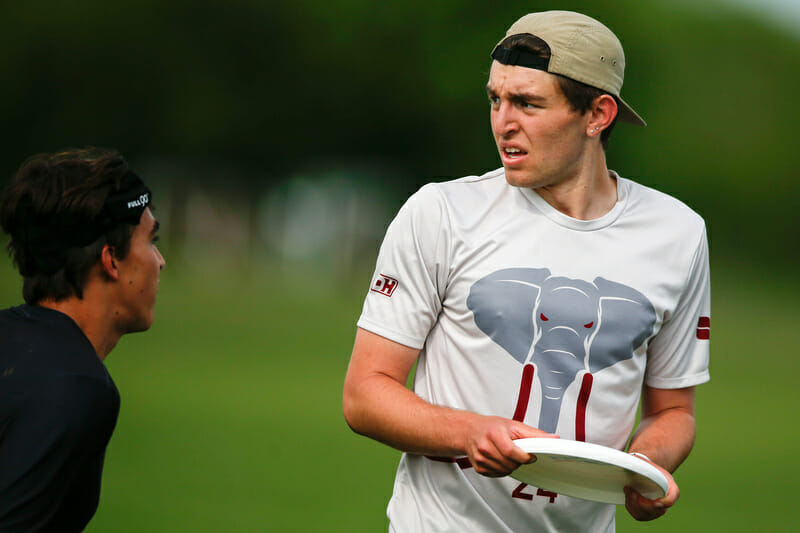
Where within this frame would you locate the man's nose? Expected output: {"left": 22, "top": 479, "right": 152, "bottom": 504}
{"left": 493, "top": 102, "right": 519, "bottom": 136}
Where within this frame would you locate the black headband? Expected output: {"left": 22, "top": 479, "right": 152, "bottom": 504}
{"left": 491, "top": 46, "right": 550, "bottom": 71}
{"left": 102, "top": 171, "right": 152, "bottom": 228}
{"left": 20, "top": 171, "right": 152, "bottom": 274}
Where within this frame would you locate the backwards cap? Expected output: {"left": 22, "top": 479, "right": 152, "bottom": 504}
{"left": 492, "top": 10, "right": 645, "bottom": 126}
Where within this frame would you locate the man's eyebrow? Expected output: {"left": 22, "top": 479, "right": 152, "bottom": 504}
{"left": 486, "top": 84, "right": 547, "bottom": 103}
{"left": 511, "top": 93, "right": 547, "bottom": 104}
{"left": 151, "top": 220, "right": 160, "bottom": 236}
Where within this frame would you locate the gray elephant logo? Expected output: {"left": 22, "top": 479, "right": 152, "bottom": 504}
{"left": 467, "top": 268, "right": 656, "bottom": 436}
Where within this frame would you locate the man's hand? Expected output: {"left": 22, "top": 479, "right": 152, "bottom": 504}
{"left": 624, "top": 385, "right": 695, "bottom": 520}
{"left": 624, "top": 457, "right": 679, "bottom": 521}
{"left": 464, "top": 416, "right": 558, "bottom": 477}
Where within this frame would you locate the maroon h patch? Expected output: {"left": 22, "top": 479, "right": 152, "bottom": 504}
{"left": 371, "top": 274, "right": 399, "bottom": 297}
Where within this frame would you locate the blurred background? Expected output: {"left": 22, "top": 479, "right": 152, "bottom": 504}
{"left": 0, "top": 0, "right": 797, "bottom": 531}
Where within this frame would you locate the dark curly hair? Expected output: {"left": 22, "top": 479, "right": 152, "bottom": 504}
{"left": 0, "top": 148, "right": 138, "bottom": 304}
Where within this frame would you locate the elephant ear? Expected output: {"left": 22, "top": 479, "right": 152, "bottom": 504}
{"left": 467, "top": 268, "right": 551, "bottom": 364}
{"left": 588, "top": 277, "right": 657, "bottom": 373}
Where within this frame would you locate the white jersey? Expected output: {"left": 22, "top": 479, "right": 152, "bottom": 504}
{"left": 357, "top": 168, "right": 710, "bottom": 532}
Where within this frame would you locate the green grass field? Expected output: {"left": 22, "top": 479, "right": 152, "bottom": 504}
{"left": 1, "top": 256, "right": 797, "bottom": 532}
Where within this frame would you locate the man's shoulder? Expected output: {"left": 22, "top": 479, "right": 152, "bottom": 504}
{"left": 25, "top": 372, "right": 118, "bottom": 412}
{"left": 621, "top": 176, "right": 706, "bottom": 229}
{"left": 1, "top": 304, "right": 77, "bottom": 332}
{"left": 6, "top": 372, "right": 120, "bottom": 451}
{"left": 0, "top": 305, "right": 110, "bottom": 385}
{"left": 434, "top": 167, "right": 507, "bottom": 189}
{"left": 396, "top": 169, "right": 511, "bottom": 230}
{"left": 0, "top": 305, "right": 26, "bottom": 324}
{"left": 410, "top": 168, "right": 508, "bottom": 205}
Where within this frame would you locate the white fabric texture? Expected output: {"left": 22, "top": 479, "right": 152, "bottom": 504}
{"left": 357, "top": 168, "right": 710, "bottom": 532}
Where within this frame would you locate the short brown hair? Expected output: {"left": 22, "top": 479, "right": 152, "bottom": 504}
{"left": 1, "top": 148, "right": 138, "bottom": 304}
{"left": 498, "top": 33, "right": 617, "bottom": 148}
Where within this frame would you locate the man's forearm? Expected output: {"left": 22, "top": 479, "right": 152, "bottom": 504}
{"left": 343, "top": 370, "right": 478, "bottom": 457}
{"left": 343, "top": 328, "right": 556, "bottom": 475}
{"left": 628, "top": 406, "right": 695, "bottom": 473}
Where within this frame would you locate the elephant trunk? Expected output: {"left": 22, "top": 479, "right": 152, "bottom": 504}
{"left": 531, "top": 332, "right": 586, "bottom": 433}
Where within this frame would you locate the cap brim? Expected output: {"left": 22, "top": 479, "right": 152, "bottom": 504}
{"left": 616, "top": 96, "right": 646, "bottom": 126}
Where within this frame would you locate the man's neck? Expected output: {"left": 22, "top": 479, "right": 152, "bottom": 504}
{"left": 534, "top": 151, "right": 617, "bottom": 220}
{"left": 39, "top": 295, "right": 120, "bottom": 360}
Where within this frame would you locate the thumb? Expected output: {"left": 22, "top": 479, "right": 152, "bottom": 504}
{"left": 509, "top": 423, "right": 559, "bottom": 464}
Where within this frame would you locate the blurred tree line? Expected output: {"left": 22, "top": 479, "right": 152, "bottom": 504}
{"left": 0, "top": 0, "right": 797, "bottom": 267}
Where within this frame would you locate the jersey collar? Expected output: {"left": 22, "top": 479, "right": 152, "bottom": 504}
{"left": 516, "top": 170, "right": 629, "bottom": 231}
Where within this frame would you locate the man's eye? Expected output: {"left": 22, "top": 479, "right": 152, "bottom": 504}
{"left": 152, "top": 236, "right": 160, "bottom": 244}
{"left": 488, "top": 96, "right": 500, "bottom": 105}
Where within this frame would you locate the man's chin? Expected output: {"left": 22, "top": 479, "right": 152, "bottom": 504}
{"left": 124, "top": 316, "right": 154, "bottom": 335}
{"left": 503, "top": 168, "right": 531, "bottom": 188}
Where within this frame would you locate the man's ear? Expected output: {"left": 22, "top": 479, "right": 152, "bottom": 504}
{"left": 100, "top": 245, "right": 121, "bottom": 281}
{"left": 588, "top": 94, "right": 618, "bottom": 133}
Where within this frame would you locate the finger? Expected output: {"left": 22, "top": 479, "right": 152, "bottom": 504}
{"left": 486, "top": 430, "right": 532, "bottom": 468}
{"left": 472, "top": 443, "right": 527, "bottom": 476}
{"left": 473, "top": 456, "right": 516, "bottom": 476}
{"left": 624, "top": 487, "right": 667, "bottom": 521}
{"left": 469, "top": 445, "right": 510, "bottom": 474}
{"left": 507, "top": 444, "right": 534, "bottom": 465}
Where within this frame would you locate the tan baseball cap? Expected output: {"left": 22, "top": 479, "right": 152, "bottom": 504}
{"left": 493, "top": 11, "right": 645, "bottom": 126}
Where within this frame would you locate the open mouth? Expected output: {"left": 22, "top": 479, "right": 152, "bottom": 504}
{"left": 502, "top": 146, "right": 528, "bottom": 161}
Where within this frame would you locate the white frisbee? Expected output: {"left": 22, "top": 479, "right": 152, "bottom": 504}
{"left": 510, "top": 438, "right": 668, "bottom": 505}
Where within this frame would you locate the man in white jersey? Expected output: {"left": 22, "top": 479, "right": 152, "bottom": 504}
{"left": 343, "top": 10, "right": 710, "bottom": 532}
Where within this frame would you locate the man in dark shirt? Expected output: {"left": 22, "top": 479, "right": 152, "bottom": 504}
{"left": 0, "top": 148, "right": 165, "bottom": 532}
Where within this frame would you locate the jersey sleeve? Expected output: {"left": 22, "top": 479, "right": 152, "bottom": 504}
{"left": 357, "top": 184, "right": 451, "bottom": 349}
{"left": 645, "top": 225, "right": 711, "bottom": 388}
{"left": 0, "top": 375, "right": 119, "bottom": 531}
